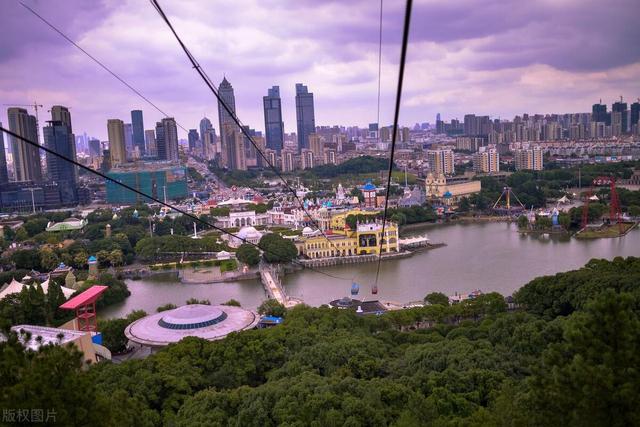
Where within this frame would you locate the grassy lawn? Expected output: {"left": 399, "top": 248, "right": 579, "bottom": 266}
{"left": 576, "top": 222, "right": 636, "bottom": 239}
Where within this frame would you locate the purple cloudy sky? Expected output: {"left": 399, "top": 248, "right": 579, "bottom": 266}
{"left": 1, "top": 0, "right": 639, "bottom": 140}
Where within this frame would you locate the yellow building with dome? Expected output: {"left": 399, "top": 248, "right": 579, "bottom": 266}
{"left": 301, "top": 218, "right": 399, "bottom": 259}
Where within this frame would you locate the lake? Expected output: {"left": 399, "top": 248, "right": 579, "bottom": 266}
{"left": 101, "top": 222, "right": 640, "bottom": 318}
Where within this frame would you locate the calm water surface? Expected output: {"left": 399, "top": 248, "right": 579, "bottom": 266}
{"left": 101, "top": 222, "right": 640, "bottom": 318}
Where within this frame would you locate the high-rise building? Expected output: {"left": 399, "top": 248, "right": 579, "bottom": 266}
{"left": 220, "top": 123, "right": 246, "bottom": 170}
{"left": 156, "top": 118, "right": 179, "bottom": 162}
{"left": 131, "top": 110, "right": 145, "bottom": 155}
{"left": 309, "top": 133, "right": 324, "bottom": 165}
{"left": 155, "top": 122, "right": 164, "bottom": 160}
{"left": 163, "top": 118, "right": 179, "bottom": 161}
{"left": 427, "top": 149, "right": 455, "bottom": 175}
{"left": 263, "top": 86, "right": 284, "bottom": 153}
{"left": 144, "top": 129, "right": 156, "bottom": 157}
{"left": 107, "top": 119, "right": 126, "bottom": 167}
{"left": 281, "top": 149, "right": 296, "bottom": 172}
{"left": 631, "top": 102, "right": 640, "bottom": 131}
{"left": 612, "top": 101, "right": 628, "bottom": 133}
{"left": 464, "top": 114, "right": 477, "bottom": 136}
{"left": 50, "top": 105, "right": 72, "bottom": 128}
{"left": 123, "top": 123, "right": 133, "bottom": 159}
{"left": 301, "top": 149, "right": 314, "bottom": 169}
{"left": 43, "top": 116, "right": 77, "bottom": 205}
{"left": 188, "top": 129, "right": 199, "bottom": 152}
{"left": 472, "top": 147, "right": 499, "bottom": 174}
{"left": 324, "top": 148, "right": 337, "bottom": 165}
{"left": 202, "top": 128, "right": 218, "bottom": 161}
{"left": 88, "top": 138, "right": 101, "bottom": 158}
{"left": 0, "top": 122, "right": 8, "bottom": 185}
{"left": 217, "top": 77, "right": 237, "bottom": 146}
{"left": 611, "top": 111, "right": 623, "bottom": 136}
{"left": 8, "top": 107, "right": 42, "bottom": 182}
{"left": 295, "top": 83, "right": 315, "bottom": 152}
{"left": 514, "top": 147, "right": 543, "bottom": 171}
{"left": 591, "top": 102, "right": 609, "bottom": 125}
{"left": 380, "top": 126, "right": 390, "bottom": 142}
{"left": 199, "top": 117, "right": 212, "bottom": 143}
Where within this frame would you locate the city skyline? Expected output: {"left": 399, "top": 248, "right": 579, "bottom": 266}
{"left": 1, "top": 0, "right": 638, "bottom": 140}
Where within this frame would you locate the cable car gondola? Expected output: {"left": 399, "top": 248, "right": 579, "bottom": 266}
{"left": 371, "top": 284, "right": 378, "bottom": 295}
{"left": 351, "top": 282, "right": 360, "bottom": 296}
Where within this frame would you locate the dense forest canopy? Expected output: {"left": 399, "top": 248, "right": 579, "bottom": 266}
{"left": 1, "top": 257, "right": 639, "bottom": 426}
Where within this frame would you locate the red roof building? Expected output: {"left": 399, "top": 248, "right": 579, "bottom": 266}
{"left": 60, "top": 285, "right": 108, "bottom": 332}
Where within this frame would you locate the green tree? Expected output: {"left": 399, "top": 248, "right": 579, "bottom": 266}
{"left": 236, "top": 243, "right": 260, "bottom": 266}
{"left": 39, "top": 248, "right": 60, "bottom": 271}
{"left": 156, "top": 303, "right": 177, "bottom": 312}
{"left": 457, "top": 197, "right": 471, "bottom": 213}
{"left": 2, "top": 226, "right": 16, "bottom": 242}
{"left": 23, "top": 217, "right": 49, "bottom": 236}
{"left": 14, "top": 227, "right": 29, "bottom": 242}
{"left": 628, "top": 205, "right": 640, "bottom": 217}
{"left": 98, "top": 310, "right": 147, "bottom": 353}
{"left": 527, "top": 290, "right": 640, "bottom": 427}
{"left": 108, "top": 249, "right": 124, "bottom": 267}
{"left": 11, "top": 249, "right": 42, "bottom": 270}
{"left": 222, "top": 299, "right": 241, "bottom": 307}
{"left": 186, "top": 298, "right": 210, "bottom": 305}
{"left": 424, "top": 292, "right": 449, "bottom": 306}
{"left": 0, "top": 337, "right": 116, "bottom": 426}
{"left": 254, "top": 203, "right": 268, "bottom": 214}
{"left": 257, "top": 299, "right": 286, "bottom": 317}
{"left": 259, "top": 234, "right": 298, "bottom": 263}
{"left": 210, "top": 206, "right": 231, "bottom": 217}
{"left": 73, "top": 250, "right": 89, "bottom": 269}
{"left": 517, "top": 214, "right": 529, "bottom": 229}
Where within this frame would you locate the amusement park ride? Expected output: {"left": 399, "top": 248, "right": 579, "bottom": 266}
{"left": 492, "top": 187, "right": 525, "bottom": 214}
{"left": 581, "top": 176, "right": 623, "bottom": 232}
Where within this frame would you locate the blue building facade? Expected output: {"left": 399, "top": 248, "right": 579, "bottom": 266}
{"left": 131, "top": 110, "right": 145, "bottom": 155}
{"left": 263, "top": 86, "right": 284, "bottom": 153}
{"left": 295, "top": 83, "right": 315, "bottom": 152}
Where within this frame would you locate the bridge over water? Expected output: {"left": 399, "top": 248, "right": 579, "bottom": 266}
{"left": 259, "top": 263, "right": 302, "bottom": 308}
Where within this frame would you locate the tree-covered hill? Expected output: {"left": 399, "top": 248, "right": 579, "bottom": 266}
{"left": 1, "top": 257, "right": 639, "bottom": 426}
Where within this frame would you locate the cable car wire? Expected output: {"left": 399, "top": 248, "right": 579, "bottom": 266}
{"left": 148, "top": 0, "right": 345, "bottom": 255}
{"left": 373, "top": 0, "right": 413, "bottom": 289}
{"left": 0, "top": 126, "right": 352, "bottom": 282}
{"left": 18, "top": 1, "right": 190, "bottom": 134}
{"left": 19, "top": 0, "right": 343, "bottom": 256}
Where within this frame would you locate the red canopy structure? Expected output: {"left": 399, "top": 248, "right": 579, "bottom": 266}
{"left": 60, "top": 285, "right": 108, "bottom": 332}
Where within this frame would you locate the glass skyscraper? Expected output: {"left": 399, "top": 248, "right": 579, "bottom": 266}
{"left": 295, "top": 83, "right": 315, "bottom": 152}
{"left": 263, "top": 86, "right": 284, "bottom": 153}
{"left": 131, "top": 110, "right": 145, "bottom": 155}
{"left": 188, "top": 129, "right": 199, "bottom": 151}
{"left": 43, "top": 115, "right": 78, "bottom": 205}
